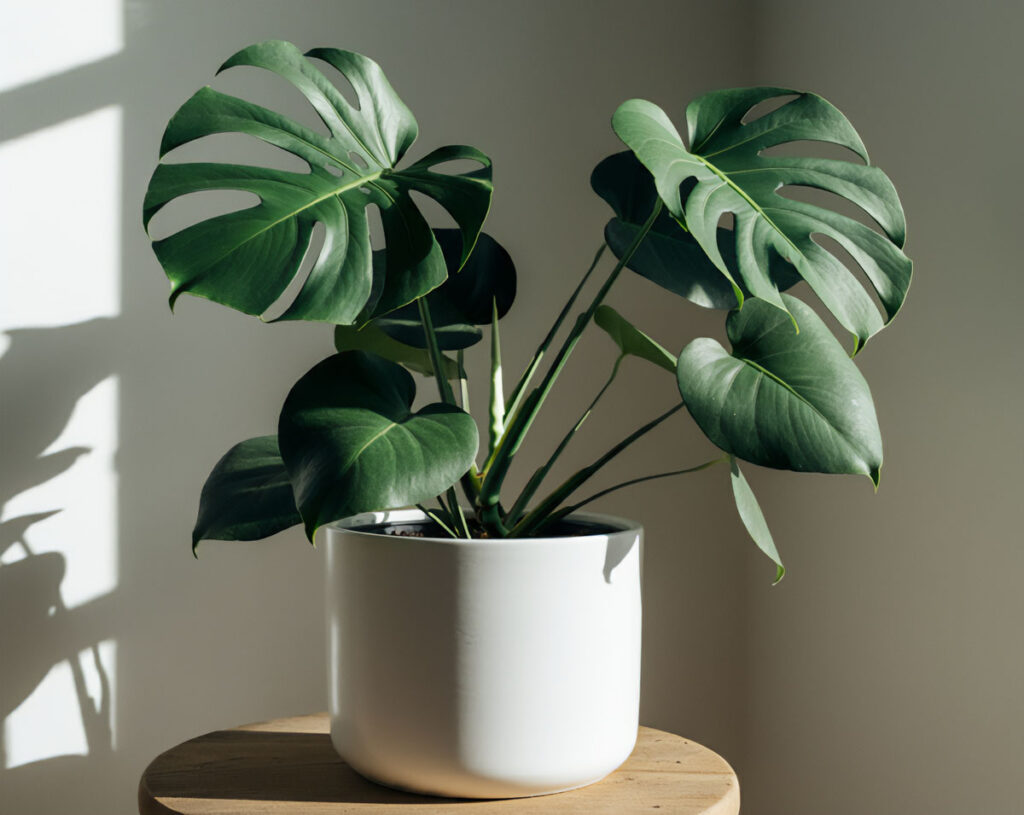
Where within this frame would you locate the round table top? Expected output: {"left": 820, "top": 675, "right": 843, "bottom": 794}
{"left": 138, "top": 713, "right": 739, "bottom": 814}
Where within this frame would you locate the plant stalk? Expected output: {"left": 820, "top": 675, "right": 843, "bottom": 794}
{"left": 506, "top": 354, "right": 624, "bottom": 525}
{"left": 480, "top": 201, "right": 663, "bottom": 517}
{"left": 531, "top": 456, "right": 728, "bottom": 532}
{"left": 509, "top": 400, "right": 683, "bottom": 537}
{"left": 418, "top": 298, "right": 480, "bottom": 515}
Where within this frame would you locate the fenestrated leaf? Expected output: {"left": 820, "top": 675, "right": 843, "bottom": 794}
{"left": 594, "top": 304, "right": 676, "bottom": 372}
{"left": 677, "top": 294, "right": 882, "bottom": 483}
{"left": 613, "top": 89, "right": 912, "bottom": 351}
{"left": 333, "top": 322, "right": 460, "bottom": 378}
{"left": 591, "top": 151, "right": 799, "bottom": 309}
{"left": 278, "top": 351, "right": 479, "bottom": 540}
{"left": 143, "top": 40, "right": 492, "bottom": 325}
{"left": 729, "top": 457, "right": 784, "bottom": 584}
{"left": 192, "top": 435, "right": 302, "bottom": 553}
{"left": 374, "top": 229, "right": 516, "bottom": 349}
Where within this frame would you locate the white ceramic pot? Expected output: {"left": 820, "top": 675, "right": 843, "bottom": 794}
{"left": 324, "top": 509, "right": 642, "bottom": 799}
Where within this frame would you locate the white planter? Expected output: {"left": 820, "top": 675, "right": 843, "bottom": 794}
{"left": 324, "top": 509, "right": 643, "bottom": 799}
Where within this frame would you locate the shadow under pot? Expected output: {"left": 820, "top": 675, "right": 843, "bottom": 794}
{"left": 324, "top": 509, "right": 643, "bottom": 799}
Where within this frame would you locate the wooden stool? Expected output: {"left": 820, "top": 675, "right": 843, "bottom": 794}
{"left": 138, "top": 713, "right": 740, "bottom": 814}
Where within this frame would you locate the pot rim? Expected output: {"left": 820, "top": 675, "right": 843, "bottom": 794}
{"left": 326, "top": 508, "right": 641, "bottom": 545}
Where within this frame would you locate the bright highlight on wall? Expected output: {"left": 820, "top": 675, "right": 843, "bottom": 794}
{"left": 0, "top": 0, "right": 123, "bottom": 92}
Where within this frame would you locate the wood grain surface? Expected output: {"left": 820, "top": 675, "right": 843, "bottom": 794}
{"left": 138, "top": 714, "right": 739, "bottom": 814}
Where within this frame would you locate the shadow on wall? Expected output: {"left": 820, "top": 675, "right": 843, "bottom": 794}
{"left": 0, "top": 320, "right": 121, "bottom": 805}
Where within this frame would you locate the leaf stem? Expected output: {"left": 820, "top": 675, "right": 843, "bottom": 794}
{"left": 418, "top": 298, "right": 480, "bottom": 513}
{"left": 416, "top": 504, "right": 457, "bottom": 538}
{"left": 488, "top": 299, "right": 504, "bottom": 459}
{"left": 480, "top": 201, "right": 663, "bottom": 514}
{"left": 509, "top": 400, "right": 683, "bottom": 537}
{"left": 506, "top": 354, "right": 624, "bottom": 525}
{"left": 535, "top": 456, "right": 728, "bottom": 530}
{"left": 497, "top": 243, "right": 607, "bottom": 443}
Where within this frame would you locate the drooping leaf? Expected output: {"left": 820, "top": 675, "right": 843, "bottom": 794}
{"left": 594, "top": 304, "right": 676, "bottom": 372}
{"left": 278, "top": 351, "right": 479, "bottom": 540}
{"left": 143, "top": 40, "right": 492, "bottom": 325}
{"left": 591, "top": 151, "right": 800, "bottom": 309}
{"left": 373, "top": 229, "right": 516, "bottom": 349}
{"left": 192, "top": 435, "right": 302, "bottom": 553}
{"left": 613, "top": 89, "right": 912, "bottom": 351}
{"left": 729, "top": 457, "right": 784, "bottom": 584}
{"left": 333, "top": 322, "right": 460, "bottom": 378}
{"left": 677, "top": 294, "right": 882, "bottom": 483}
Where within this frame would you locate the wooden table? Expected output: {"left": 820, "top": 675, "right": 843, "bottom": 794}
{"left": 139, "top": 713, "right": 740, "bottom": 814}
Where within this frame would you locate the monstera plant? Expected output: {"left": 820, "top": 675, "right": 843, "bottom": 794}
{"left": 144, "top": 40, "right": 911, "bottom": 582}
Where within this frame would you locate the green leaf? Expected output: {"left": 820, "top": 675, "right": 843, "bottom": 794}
{"left": 143, "top": 40, "right": 492, "bottom": 325}
{"left": 594, "top": 304, "right": 676, "bottom": 372}
{"left": 677, "top": 294, "right": 882, "bottom": 483}
{"left": 192, "top": 435, "right": 302, "bottom": 553}
{"left": 612, "top": 89, "right": 912, "bottom": 351}
{"left": 278, "top": 351, "right": 479, "bottom": 540}
{"left": 333, "top": 322, "right": 459, "bottom": 378}
{"left": 729, "top": 457, "right": 785, "bottom": 584}
{"left": 373, "top": 229, "right": 516, "bottom": 349}
{"left": 592, "top": 151, "right": 800, "bottom": 309}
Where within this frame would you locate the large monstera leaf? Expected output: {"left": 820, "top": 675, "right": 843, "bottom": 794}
{"left": 591, "top": 151, "right": 799, "bottom": 309}
{"left": 613, "top": 89, "right": 912, "bottom": 351}
{"left": 677, "top": 295, "right": 882, "bottom": 483}
{"left": 278, "top": 351, "right": 479, "bottom": 540}
{"left": 142, "top": 40, "right": 493, "bottom": 324}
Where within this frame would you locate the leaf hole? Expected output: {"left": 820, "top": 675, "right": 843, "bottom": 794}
{"left": 165, "top": 132, "right": 310, "bottom": 172}
{"left": 146, "top": 189, "right": 260, "bottom": 241}
{"left": 759, "top": 139, "right": 866, "bottom": 164}
{"left": 425, "top": 157, "right": 486, "bottom": 176}
{"left": 349, "top": 151, "right": 369, "bottom": 169}
{"left": 741, "top": 94, "right": 800, "bottom": 125}
{"left": 775, "top": 184, "right": 887, "bottom": 236}
{"left": 215, "top": 66, "right": 332, "bottom": 139}
{"left": 809, "top": 232, "right": 888, "bottom": 327}
{"left": 260, "top": 221, "right": 326, "bottom": 321}
{"left": 367, "top": 203, "right": 385, "bottom": 251}
{"left": 409, "top": 190, "right": 459, "bottom": 232}
{"left": 310, "top": 57, "right": 362, "bottom": 112}
{"left": 325, "top": 164, "right": 346, "bottom": 177}
{"left": 358, "top": 185, "right": 372, "bottom": 195}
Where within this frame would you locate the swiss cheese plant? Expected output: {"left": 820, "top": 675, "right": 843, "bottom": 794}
{"left": 145, "top": 41, "right": 911, "bottom": 581}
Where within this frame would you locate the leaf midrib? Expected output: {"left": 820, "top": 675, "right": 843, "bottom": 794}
{"left": 175, "top": 170, "right": 384, "bottom": 281}
{"left": 735, "top": 354, "right": 863, "bottom": 457}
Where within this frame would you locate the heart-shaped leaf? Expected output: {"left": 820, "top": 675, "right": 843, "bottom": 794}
{"left": 278, "top": 351, "right": 479, "bottom": 540}
{"left": 613, "top": 89, "right": 912, "bottom": 351}
{"left": 677, "top": 294, "right": 882, "bottom": 483}
{"left": 192, "top": 435, "right": 301, "bottom": 553}
{"left": 373, "top": 229, "right": 516, "bottom": 349}
{"left": 591, "top": 151, "right": 800, "bottom": 309}
{"left": 143, "top": 41, "right": 492, "bottom": 325}
{"left": 594, "top": 305, "right": 676, "bottom": 372}
{"left": 729, "top": 457, "right": 784, "bottom": 584}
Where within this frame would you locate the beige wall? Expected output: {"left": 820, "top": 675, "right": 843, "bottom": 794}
{"left": 740, "top": 0, "right": 1024, "bottom": 812}
{"left": 2, "top": 1, "right": 1019, "bottom": 813}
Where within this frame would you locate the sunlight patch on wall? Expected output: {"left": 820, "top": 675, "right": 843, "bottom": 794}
{"left": 3, "top": 640, "right": 116, "bottom": 769}
{"left": 0, "top": 105, "right": 122, "bottom": 329}
{"left": 0, "top": 0, "right": 123, "bottom": 92}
